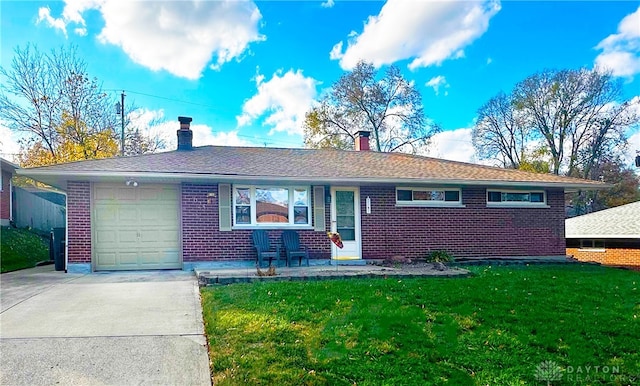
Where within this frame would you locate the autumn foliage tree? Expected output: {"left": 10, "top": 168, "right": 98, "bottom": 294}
{"left": 473, "top": 68, "right": 638, "bottom": 177}
{"left": 303, "top": 61, "right": 439, "bottom": 153}
{"left": 473, "top": 67, "right": 640, "bottom": 213}
{"left": 0, "top": 44, "right": 163, "bottom": 168}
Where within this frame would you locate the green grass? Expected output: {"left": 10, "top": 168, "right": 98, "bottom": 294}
{"left": 201, "top": 264, "right": 640, "bottom": 385}
{"left": 1, "top": 227, "right": 50, "bottom": 273}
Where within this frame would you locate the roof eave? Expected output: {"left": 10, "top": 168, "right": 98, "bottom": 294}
{"left": 17, "top": 169, "right": 610, "bottom": 191}
{"left": 566, "top": 234, "right": 640, "bottom": 239}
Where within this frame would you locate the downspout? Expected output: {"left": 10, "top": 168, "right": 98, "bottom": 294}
{"left": 9, "top": 177, "right": 13, "bottom": 223}
{"left": 62, "top": 191, "right": 68, "bottom": 273}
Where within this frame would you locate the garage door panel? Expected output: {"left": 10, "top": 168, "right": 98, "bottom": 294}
{"left": 117, "top": 231, "right": 139, "bottom": 244}
{"left": 96, "top": 252, "right": 116, "bottom": 266}
{"left": 116, "top": 187, "right": 137, "bottom": 201}
{"left": 94, "top": 229, "right": 117, "bottom": 244}
{"left": 139, "top": 205, "right": 178, "bottom": 220}
{"left": 94, "top": 184, "right": 181, "bottom": 271}
{"left": 139, "top": 229, "right": 179, "bottom": 243}
{"left": 94, "top": 205, "right": 118, "bottom": 222}
{"left": 94, "top": 186, "right": 117, "bottom": 200}
{"left": 117, "top": 208, "right": 138, "bottom": 223}
{"left": 118, "top": 252, "right": 139, "bottom": 266}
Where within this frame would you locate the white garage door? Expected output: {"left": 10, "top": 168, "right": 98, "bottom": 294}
{"left": 93, "top": 183, "right": 181, "bottom": 271}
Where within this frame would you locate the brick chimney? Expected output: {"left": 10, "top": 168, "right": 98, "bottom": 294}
{"left": 355, "top": 130, "right": 371, "bottom": 151}
{"left": 177, "top": 116, "right": 193, "bottom": 151}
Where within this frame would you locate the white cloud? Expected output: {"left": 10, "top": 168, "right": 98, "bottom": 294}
{"left": 625, "top": 131, "right": 640, "bottom": 170}
{"left": 331, "top": 0, "right": 500, "bottom": 70}
{"left": 426, "top": 75, "right": 449, "bottom": 96}
{"left": 329, "top": 41, "right": 343, "bottom": 60}
{"left": 0, "top": 122, "right": 21, "bottom": 162}
{"left": 36, "top": 0, "right": 264, "bottom": 80}
{"left": 486, "top": 57, "right": 493, "bottom": 65}
{"left": 129, "top": 109, "right": 252, "bottom": 151}
{"left": 321, "top": 0, "right": 335, "bottom": 8}
{"left": 237, "top": 69, "right": 319, "bottom": 136}
{"left": 422, "top": 128, "right": 479, "bottom": 164}
{"left": 36, "top": 6, "right": 68, "bottom": 36}
{"left": 595, "top": 6, "right": 640, "bottom": 78}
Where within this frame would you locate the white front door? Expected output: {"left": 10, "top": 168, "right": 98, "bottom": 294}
{"left": 330, "top": 187, "right": 361, "bottom": 260}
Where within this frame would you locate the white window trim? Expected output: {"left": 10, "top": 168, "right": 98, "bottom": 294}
{"left": 395, "top": 187, "right": 465, "bottom": 207}
{"left": 486, "top": 189, "right": 549, "bottom": 208}
{"left": 579, "top": 239, "right": 606, "bottom": 252}
{"left": 232, "top": 185, "right": 313, "bottom": 229}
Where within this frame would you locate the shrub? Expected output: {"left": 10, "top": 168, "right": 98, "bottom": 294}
{"left": 426, "top": 250, "right": 455, "bottom": 263}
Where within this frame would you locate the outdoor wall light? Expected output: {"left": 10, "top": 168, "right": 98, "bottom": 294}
{"left": 125, "top": 179, "right": 138, "bottom": 187}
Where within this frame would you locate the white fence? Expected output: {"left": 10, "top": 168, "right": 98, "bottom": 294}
{"left": 14, "top": 187, "right": 65, "bottom": 231}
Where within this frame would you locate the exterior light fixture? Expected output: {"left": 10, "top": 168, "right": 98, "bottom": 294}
{"left": 125, "top": 179, "right": 138, "bottom": 187}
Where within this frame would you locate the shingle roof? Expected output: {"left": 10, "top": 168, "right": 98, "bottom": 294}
{"left": 565, "top": 201, "right": 640, "bottom": 239}
{"left": 1, "top": 157, "right": 19, "bottom": 174}
{"left": 18, "top": 145, "right": 606, "bottom": 190}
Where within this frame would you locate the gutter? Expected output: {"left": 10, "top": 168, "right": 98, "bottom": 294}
{"left": 17, "top": 169, "right": 611, "bottom": 191}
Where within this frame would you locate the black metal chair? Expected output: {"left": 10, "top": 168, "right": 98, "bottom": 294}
{"left": 281, "top": 230, "right": 310, "bottom": 267}
{"left": 252, "top": 230, "right": 281, "bottom": 268}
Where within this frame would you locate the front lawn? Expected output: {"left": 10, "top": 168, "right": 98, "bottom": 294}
{"left": 1, "top": 227, "right": 50, "bottom": 273}
{"left": 201, "top": 264, "right": 640, "bottom": 385}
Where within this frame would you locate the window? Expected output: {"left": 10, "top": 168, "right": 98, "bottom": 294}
{"left": 580, "top": 239, "right": 605, "bottom": 250}
{"left": 487, "top": 190, "right": 547, "bottom": 206}
{"left": 233, "top": 185, "right": 311, "bottom": 227}
{"left": 396, "top": 187, "right": 462, "bottom": 206}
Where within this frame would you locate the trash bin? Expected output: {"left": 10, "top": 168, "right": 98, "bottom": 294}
{"left": 50, "top": 227, "right": 66, "bottom": 271}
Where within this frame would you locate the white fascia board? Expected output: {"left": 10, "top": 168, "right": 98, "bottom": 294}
{"left": 566, "top": 234, "right": 640, "bottom": 239}
{"left": 17, "top": 170, "right": 609, "bottom": 190}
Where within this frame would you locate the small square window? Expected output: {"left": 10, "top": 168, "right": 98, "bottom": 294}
{"left": 444, "top": 191, "right": 460, "bottom": 202}
{"left": 488, "top": 191, "right": 501, "bottom": 202}
{"left": 531, "top": 192, "right": 544, "bottom": 202}
{"left": 397, "top": 190, "right": 412, "bottom": 201}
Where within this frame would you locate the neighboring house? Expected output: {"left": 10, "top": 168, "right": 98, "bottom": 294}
{"left": 18, "top": 117, "right": 606, "bottom": 273}
{"left": 566, "top": 201, "right": 640, "bottom": 268}
{"left": 1, "top": 158, "right": 18, "bottom": 226}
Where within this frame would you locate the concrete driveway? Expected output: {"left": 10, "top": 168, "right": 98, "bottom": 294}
{"left": 0, "top": 265, "right": 211, "bottom": 385}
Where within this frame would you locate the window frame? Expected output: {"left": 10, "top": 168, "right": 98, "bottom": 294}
{"left": 579, "top": 239, "right": 606, "bottom": 252}
{"left": 486, "top": 189, "right": 549, "bottom": 208}
{"left": 395, "top": 187, "right": 464, "bottom": 207}
{"left": 232, "top": 185, "right": 313, "bottom": 228}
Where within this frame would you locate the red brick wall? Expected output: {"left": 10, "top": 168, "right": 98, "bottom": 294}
{"left": 67, "top": 181, "right": 91, "bottom": 264}
{"left": 567, "top": 247, "right": 640, "bottom": 268}
{"left": 181, "top": 183, "right": 332, "bottom": 261}
{"left": 359, "top": 186, "right": 566, "bottom": 259}
{"left": 1, "top": 170, "right": 11, "bottom": 221}
{"left": 181, "top": 184, "right": 566, "bottom": 261}
{"left": 63, "top": 182, "right": 567, "bottom": 265}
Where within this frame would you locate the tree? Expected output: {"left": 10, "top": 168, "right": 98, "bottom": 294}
{"left": 0, "top": 44, "right": 163, "bottom": 167}
{"left": 123, "top": 109, "right": 166, "bottom": 156}
{"left": 512, "top": 68, "right": 637, "bottom": 177}
{"left": 567, "top": 157, "right": 640, "bottom": 216}
{"left": 303, "top": 61, "right": 439, "bottom": 153}
{"left": 472, "top": 92, "right": 529, "bottom": 169}
{"left": 474, "top": 68, "right": 640, "bottom": 212}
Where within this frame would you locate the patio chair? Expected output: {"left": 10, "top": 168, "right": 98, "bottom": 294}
{"left": 252, "top": 230, "right": 281, "bottom": 268}
{"left": 281, "top": 230, "right": 310, "bottom": 267}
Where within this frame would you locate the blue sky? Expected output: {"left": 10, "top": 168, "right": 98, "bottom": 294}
{"left": 1, "top": 0, "right": 639, "bottom": 166}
